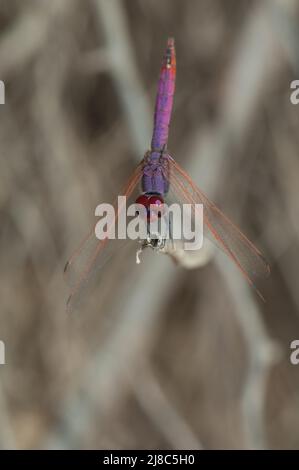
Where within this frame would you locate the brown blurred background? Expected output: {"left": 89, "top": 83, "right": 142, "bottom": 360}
{"left": 0, "top": 0, "right": 299, "bottom": 450}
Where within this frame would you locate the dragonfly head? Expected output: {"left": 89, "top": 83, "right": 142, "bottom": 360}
{"left": 135, "top": 193, "right": 168, "bottom": 264}
{"left": 135, "top": 193, "right": 164, "bottom": 221}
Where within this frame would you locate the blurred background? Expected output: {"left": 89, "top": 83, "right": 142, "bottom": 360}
{"left": 0, "top": 0, "right": 299, "bottom": 450}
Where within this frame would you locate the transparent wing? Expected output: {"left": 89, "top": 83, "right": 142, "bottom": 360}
{"left": 64, "top": 162, "right": 143, "bottom": 311}
{"left": 167, "top": 158, "right": 270, "bottom": 299}
{"left": 156, "top": 184, "right": 214, "bottom": 269}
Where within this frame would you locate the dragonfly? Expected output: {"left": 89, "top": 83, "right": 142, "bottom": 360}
{"left": 64, "top": 37, "right": 270, "bottom": 310}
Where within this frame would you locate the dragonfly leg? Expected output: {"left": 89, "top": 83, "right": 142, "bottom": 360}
{"left": 136, "top": 245, "right": 143, "bottom": 264}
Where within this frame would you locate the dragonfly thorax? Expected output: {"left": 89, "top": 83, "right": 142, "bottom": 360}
{"left": 141, "top": 151, "right": 170, "bottom": 195}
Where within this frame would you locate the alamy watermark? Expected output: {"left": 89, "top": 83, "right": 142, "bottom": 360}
{"left": 0, "top": 80, "right": 4, "bottom": 104}
{"left": 290, "top": 80, "right": 299, "bottom": 104}
{"left": 94, "top": 197, "right": 204, "bottom": 251}
{"left": 290, "top": 340, "right": 299, "bottom": 365}
{"left": 0, "top": 340, "right": 5, "bottom": 365}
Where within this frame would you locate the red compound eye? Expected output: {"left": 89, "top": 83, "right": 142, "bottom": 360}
{"left": 135, "top": 194, "right": 150, "bottom": 208}
{"left": 147, "top": 195, "right": 164, "bottom": 207}
{"left": 135, "top": 194, "right": 164, "bottom": 220}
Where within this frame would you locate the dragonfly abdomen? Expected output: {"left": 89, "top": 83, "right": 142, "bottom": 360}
{"left": 151, "top": 38, "right": 176, "bottom": 151}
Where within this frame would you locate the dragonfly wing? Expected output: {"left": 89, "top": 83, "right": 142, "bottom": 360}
{"left": 64, "top": 162, "right": 143, "bottom": 311}
{"left": 167, "top": 158, "right": 270, "bottom": 298}
{"left": 159, "top": 185, "right": 214, "bottom": 268}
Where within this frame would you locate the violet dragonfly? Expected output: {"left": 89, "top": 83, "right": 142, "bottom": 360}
{"left": 64, "top": 38, "right": 269, "bottom": 310}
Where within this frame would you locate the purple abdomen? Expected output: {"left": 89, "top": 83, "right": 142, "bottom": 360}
{"left": 151, "top": 38, "right": 176, "bottom": 152}
{"left": 141, "top": 39, "right": 176, "bottom": 197}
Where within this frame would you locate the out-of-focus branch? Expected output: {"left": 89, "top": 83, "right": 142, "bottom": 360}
{"left": 45, "top": 257, "right": 176, "bottom": 449}
{"left": 45, "top": 0, "right": 295, "bottom": 449}
{"left": 217, "top": 258, "right": 280, "bottom": 449}
{"left": 0, "top": 1, "right": 70, "bottom": 77}
{"left": 268, "top": 0, "right": 299, "bottom": 74}
{"left": 186, "top": 2, "right": 291, "bottom": 448}
{"left": 93, "top": 0, "right": 152, "bottom": 156}
{"left": 0, "top": 385, "right": 16, "bottom": 449}
{"left": 267, "top": 116, "right": 299, "bottom": 313}
{"left": 134, "top": 366, "right": 203, "bottom": 449}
